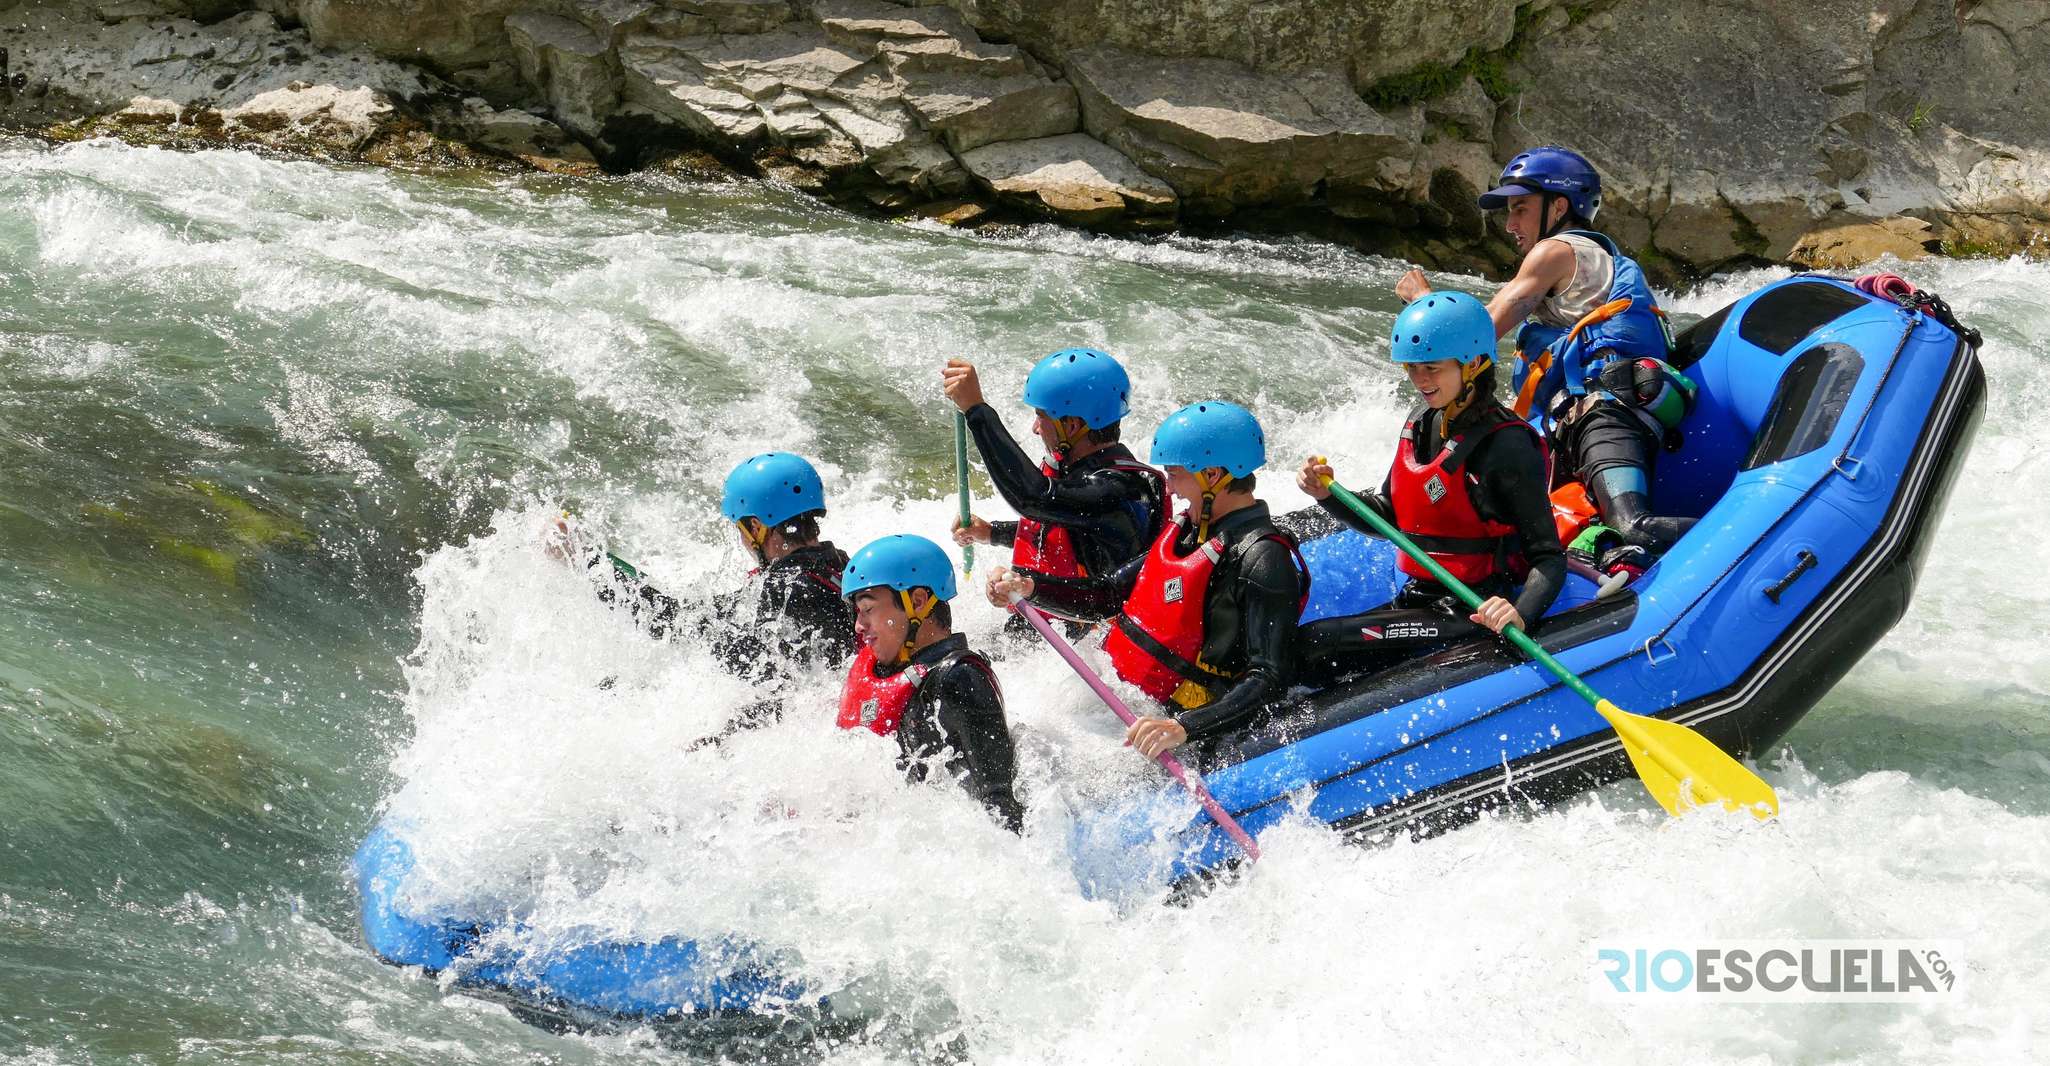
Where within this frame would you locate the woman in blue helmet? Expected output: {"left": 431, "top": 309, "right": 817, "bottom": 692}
{"left": 553, "top": 452, "right": 855, "bottom": 694}
{"left": 989, "top": 401, "right": 1308, "bottom": 761}
{"left": 1396, "top": 145, "right": 1696, "bottom": 573}
{"left": 839, "top": 534, "right": 1023, "bottom": 832}
{"left": 942, "top": 350, "right": 1166, "bottom": 590}
{"left": 1294, "top": 293, "right": 1566, "bottom": 678}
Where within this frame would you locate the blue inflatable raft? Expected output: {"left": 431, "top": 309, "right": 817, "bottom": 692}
{"left": 356, "top": 274, "right": 1985, "bottom": 1030}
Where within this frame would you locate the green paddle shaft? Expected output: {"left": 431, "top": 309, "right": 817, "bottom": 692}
{"left": 1321, "top": 478, "right": 1600, "bottom": 708}
{"left": 955, "top": 412, "right": 974, "bottom": 575}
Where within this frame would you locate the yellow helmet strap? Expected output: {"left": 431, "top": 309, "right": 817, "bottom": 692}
{"left": 896, "top": 588, "right": 939, "bottom": 663}
{"left": 1051, "top": 415, "right": 1087, "bottom": 461}
{"left": 1446, "top": 354, "right": 1495, "bottom": 422}
{"left": 737, "top": 518, "right": 771, "bottom": 563}
{"left": 1193, "top": 469, "right": 1234, "bottom": 543}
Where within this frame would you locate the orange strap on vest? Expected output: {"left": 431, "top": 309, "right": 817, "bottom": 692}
{"left": 1514, "top": 296, "right": 1637, "bottom": 418}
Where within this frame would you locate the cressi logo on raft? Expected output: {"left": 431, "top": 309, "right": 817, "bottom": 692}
{"left": 1591, "top": 940, "right": 1963, "bottom": 1003}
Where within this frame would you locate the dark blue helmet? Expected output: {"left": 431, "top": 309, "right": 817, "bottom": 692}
{"left": 1477, "top": 146, "right": 1601, "bottom": 224}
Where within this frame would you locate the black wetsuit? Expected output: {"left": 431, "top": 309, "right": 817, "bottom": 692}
{"left": 1296, "top": 404, "right": 1566, "bottom": 681}
{"left": 1027, "top": 502, "right": 1305, "bottom": 750}
{"left": 965, "top": 402, "right": 1163, "bottom": 577}
{"left": 589, "top": 542, "right": 855, "bottom": 673}
{"left": 883, "top": 633, "right": 1024, "bottom": 833}
{"left": 1551, "top": 394, "right": 1695, "bottom": 552}
{"left": 586, "top": 543, "right": 857, "bottom": 742}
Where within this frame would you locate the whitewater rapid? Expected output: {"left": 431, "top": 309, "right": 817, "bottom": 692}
{"left": 2, "top": 138, "right": 2046, "bottom": 1064}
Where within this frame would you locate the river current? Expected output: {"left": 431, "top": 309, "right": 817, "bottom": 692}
{"left": 2, "top": 138, "right": 2046, "bottom": 1064}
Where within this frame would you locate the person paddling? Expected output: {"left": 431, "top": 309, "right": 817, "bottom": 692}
{"left": 548, "top": 452, "right": 856, "bottom": 742}
{"left": 1397, "top": 146, "right": 1694, "bottom": 579}
{"left": 988, "top": 401, "right": 1306, "bottom": 762}
{"left": 942, "top": 350, "right": 1166, "bottom": 628}
{"left": 839, "top": 534, "right": 1024, "bottom": 832}
{"left": 1294, "top": 293, "right": 1565, "bottom": 679}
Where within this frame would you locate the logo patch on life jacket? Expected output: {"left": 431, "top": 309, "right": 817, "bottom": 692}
{"left": 1424, "top": 474, "right": 1448, "bottom": 504}
{"left": 1361, "top": 625, "right": 1384, "bottom": 640}
{"left": 1162, "top": 576, "right": 1184, "bottom": 603}
{"left": 860, "top": 698, "right": 880, "bottom": 726}
{"left": 1385, "top": 622, "right": 1440, "bottom": 639}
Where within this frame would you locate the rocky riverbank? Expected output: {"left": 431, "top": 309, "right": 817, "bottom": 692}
{"left": 4, "top": 0, "right": 2045, "bottom": 280}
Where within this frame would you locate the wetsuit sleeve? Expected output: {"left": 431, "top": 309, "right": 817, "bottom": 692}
{"left": 1026, "top": 551, "right": 1145, "bottom": 622}
{"left": 684, "top": 697, "right": 786, "bottom": 751}
{"left": 586, "top": 551, "right": 688, "bottom": 639}
{"left": 988, "top": 520, "right": 1018, "bottom": 548}
{"left": 1315, "top": 473, "right": 1396, "bottom": 537}
{"left": 1472, "top": 432, "right": 1567, "bottom": 622}
{"left": 1174, "top": 538, "right": 1300, "bottom": 742}
{"left": 966, "top": 403, "right": 1151, "bottom": 523}
{"left": 902, "top": 657, "right": 1024, "bottom": 833}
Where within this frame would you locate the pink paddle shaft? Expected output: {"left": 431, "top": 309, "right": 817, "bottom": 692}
{"left": 1008, "top": 596, "right": 1261, "bottom": 861}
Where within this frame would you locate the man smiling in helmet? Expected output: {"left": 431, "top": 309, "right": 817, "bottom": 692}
{"left": 1397, "top": 146, "right": 1696, "bottom": 577}
{"left": 1295, "top": 293, "right": 1565, "bottom": 678}
{"left": 942, "top": 350, "right": 1166, "bottom": 607}
{"left": 553, "top": 451, "right": 855, "bottom": 687}
{"left": 988, "top": 401, "right": 1308, "bottom": 761}
{"left": 839, "top": 534, "right": 1023, "bottom": 832}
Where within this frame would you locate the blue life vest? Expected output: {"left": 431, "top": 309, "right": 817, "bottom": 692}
{"left": 1510, "top": 231, "right": 1671, "bottom": 417}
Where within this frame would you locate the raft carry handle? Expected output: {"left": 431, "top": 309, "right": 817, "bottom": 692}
{"left": 1764, "top": 550, "right": 1819, "bottom": 604}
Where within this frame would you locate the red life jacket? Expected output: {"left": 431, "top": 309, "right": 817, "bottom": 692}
{"left": 1103, "top": 515, "right": 1307, "bottom": 710}
{"left": 1011, "top": 458, "right": 1167, "bottom": 579}
{"left": 1388, "top": 403, "right": 1546, "bottom": 585}
{"left": 836, "top": 644, "right": 930, "bottom": 736}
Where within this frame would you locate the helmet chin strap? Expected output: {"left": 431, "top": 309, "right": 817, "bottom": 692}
{"left": 1537, "top": 192, "right": 1573, "bottom": 241}
{"left": 895, "top": 589, "right": 938, "bottom": 664}
{"left": 1192, "top": 469, "right": 1234, "bottom": 543}
{"left": 738, "top": 518, "right": 771, "bottom": 565}
{"left": 1050, "top": 415, "right": 1086, "bottom": 463}
{"left": 1444, "top": 355, "right": 1496, "bottom": 423}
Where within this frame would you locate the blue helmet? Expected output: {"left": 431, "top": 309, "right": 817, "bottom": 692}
{"left": 1391, "top": 291, "right": 1498, "bottom": 366}
{"left": 1477, "top": 146, "right": 1601, "bottom": 223}
{"left": 720, "top": 452, "right": 825, "bottom": 527}
{"left": 1022, "top": 347, "right": 1131, "bottom": 429}
{"left": 1150, "top": 401, "right": 1265, "bottom": 478}
{"left": 840, "top": 534, "right": 958, "bottom": 601}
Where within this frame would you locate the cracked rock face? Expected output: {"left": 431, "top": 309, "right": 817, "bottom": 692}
{"left": 1, "top": 5, "right": 594, "bottom": 169}
{"left": 612, "top": 4, "right": 1093, "bottom": 210}
{"left": 1069, "top": 46, "right": 1415, "bottom": 218}
{"left": 1506, "top": 0, "right": 2050, "bottom": 271}
{"left": 961, "top": 132, "right": 1176, "bottom": 227}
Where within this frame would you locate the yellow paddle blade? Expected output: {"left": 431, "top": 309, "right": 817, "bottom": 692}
{"left": 1592, "top": 700, "right": 1780, "bottom": 820}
